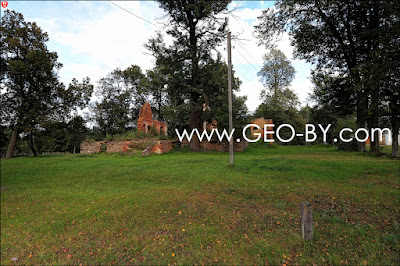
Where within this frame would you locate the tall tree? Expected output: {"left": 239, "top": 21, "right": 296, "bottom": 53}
{"left": 66, "top": 116, "right": 88, "bottom": 153}
{"left": 146, "top": 0, "right": 230, "bottom": 151}
{"left": 62, "top": 77, "right": 94, "bottom": 119}
{"left": 122, "top": 65, "right": 148, "bottom": 119}
{"left": 255, "top": 0, "right": 399, "bottom": 153}
{"left": 258, "top": 48, "right": 296, "bottom": 104}
{"left": 92, "top": 66, "right": 147, "bottom": 137}
{"left": 199, "top": 56, "right": 248, "bottom": 137}
{"left": 145, "top": 67, "right": 168, "bottom": 121}
{"left": 1, "top": 10, "right": 63, "bottom": 158}
{"left": 255, "top": 48, "right": 303, "bottom": 143}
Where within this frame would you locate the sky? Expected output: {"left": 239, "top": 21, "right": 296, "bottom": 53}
{"left": 1, "top": 0, "right": 314, "bottom": 113}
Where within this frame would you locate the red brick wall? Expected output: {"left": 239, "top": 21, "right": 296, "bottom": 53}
{"left": 137, "top": 102, "right": 168, "bottom": 135}
{"left": 80, "top": 139, "right": 248, "bottom": 155}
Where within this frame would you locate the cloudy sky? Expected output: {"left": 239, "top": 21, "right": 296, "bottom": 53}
{"left": 2, "top": 1, "right": 313, "bottom": 113}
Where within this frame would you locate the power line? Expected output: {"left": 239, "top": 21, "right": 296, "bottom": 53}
{"left": 225, "top": 8, "right": 265, "bottom": 70}
{"left": 232, "top": 55, "right": 253, "bottom": 82}
{"left": 233, "top": 67, "right": 252, "bottom": 82}
{"left": 235, "top": 49, "right": 260, "bottom": 73}
{"left": 233, "top": 42, "right": 262, "bottom": 73}
{"left": 235, "top": 39, "right": 264, "bottom": 69}
{"left": 108, "top": 1, "right": 163, "bottom": 30}
{"left": 108, "top": 0, "right": 258, "bottom": 84}
{"left": 232, "top": 54, "right": 256, "bottom": 78}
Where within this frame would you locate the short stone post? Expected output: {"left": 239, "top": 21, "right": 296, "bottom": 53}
{"left": 141, "top": 146, "right": 152, "bottom": 157}
{"left": 300, "top": 201, "right": 313, "bottom": 240}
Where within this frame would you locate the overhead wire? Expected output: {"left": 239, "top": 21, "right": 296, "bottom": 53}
{"left": 235, "top": 39, "right": 264, "bottom": 69}
{"left": 108, "top": 1, "right": 164, "bottom": 30}
{"left": 231, "top": 55, "right": 255, "bottom": 82}
{"left": 232, "top": 66, "right": 252, "bottom": 82}
{"left": 108, "top": 0, "right": 262, "bottom": 85}
{"left": 234, "top": 47, "right": 261, "bottom": 73}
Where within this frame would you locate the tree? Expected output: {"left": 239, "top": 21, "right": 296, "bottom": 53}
{"left": 199, "top": 57, "right": 248, "bottom": 138}
{"left": 66, "top": 116, "right": 88, "bottom": 153}
{"left": 258, "top": 49, "right": 295, "bottom": 104}
{"left": 146, "top": 0, "right": 231, "bottom": 151}
{"left": 92, "top": 66, "right": 147, "bottom": 137}
{"left": 145, "top": 67, "right": 168, "bottom": 121}
{"left": 255, "top": 48, "right": 303, "bottom": 144}
{"left": 255, "top": 0, "right": 399, "bottom": 153}
{"left": 1, "top": 10, "right": 63, "bottom": 158}
{"left": 35, "top": 121, "right": 68, "bottom": 153}
{"left": 122, "top": 65, "right": 149, "bottom": 119}
{"left": 62, "top": 77, "right": 94, "bottom": 118}
{"left": 254, "top": 99, "right": 305, "bottom": 145}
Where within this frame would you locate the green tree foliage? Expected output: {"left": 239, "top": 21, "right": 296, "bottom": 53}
{"left": 92, "top": 66, "right": 147, "bottom": 137}
{"left": 1, "top": 10, "right": 94, "bottom": 157}
{"left": 62, "top": 77, "right": 94, "bottom": 118}
{"left": 66, "top": 116, "right": 88, "bottom": 153}
{"left": 255, "top": 48, "right": 303, "bottom": 144}
{"left": 33, "top": 117, "right": 87, "bottom": 154}
{"left": 145, "top": 67, "right": 168, "bottom": 121}
{"left": 254, "top": 101, "right": 305, "bottom": 145}
{"left": 200, "top": 57, "right": 248, "bottom": 138}
{"left": 258, "top": 49, "right": 295, "bottom": 102}
{"left": 255, "top": 0, "right": 399, "bottom": 155}
{"left": 1, "top": 10, "right": 63, "bottom": 157}
{"left": 0, "top": 126, "right": 11, "bottom": 155}
{"left": 146, "top": 0, "right": 231, "bottom": 151}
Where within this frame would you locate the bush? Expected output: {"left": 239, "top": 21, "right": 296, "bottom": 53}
{"left": 337, "top": 140, "right": 358, "bottom": 151}
{"left": 100, "top": 143, "right": 107, "bottom": 153}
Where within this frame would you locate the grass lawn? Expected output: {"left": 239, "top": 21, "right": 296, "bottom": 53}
{"left": 1, "top": 144, "right": 399, "bottom": 264}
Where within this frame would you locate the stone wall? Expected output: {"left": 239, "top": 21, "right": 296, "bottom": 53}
{"left": 81, "top": 138, "right": 248, "bottom": 156}
{"left": 80, "top": 142, "right": 102, "bottom": 154}
{"left": 151, "top": 140, "right": 175, "bottom": 154}
{"left": 80, "top": 139, "right": 175, "bottom": 155}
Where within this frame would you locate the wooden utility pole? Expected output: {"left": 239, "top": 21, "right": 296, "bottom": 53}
{"left": 227, "top": 32, "right": 234, "bottom": 166}
{"left": 306, "top": 103, "right": 309, "bottom": 146}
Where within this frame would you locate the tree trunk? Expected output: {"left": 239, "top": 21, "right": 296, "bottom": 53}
{"left": 189, "top": 100, "right": 201, "bottom": 152}
{"left": 187, "top": 13, "right": 201, "bottom": 152}
{"left": 369, "top": 90, "right": 380, "bottom": 154}
{"left": 356, "top": 90, "right": 367, "bottom": 152}
{"left": 29, "top": 132, "right": 38, "bottom": 157}
{"left": 5, "top": 124, "right": 19, "bottom": 159}
{"left": 391, "top": 104, "right": 399, "bottom": 157}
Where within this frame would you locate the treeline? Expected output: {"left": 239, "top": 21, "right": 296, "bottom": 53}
{"left": 256, "top": 0, "right": 399, "bottom": 156}
{"left": 1, "top": 0, "right": 399, "bottom": 157}
{"left": 1, "top": 6, "right": 249, "bottom": 157}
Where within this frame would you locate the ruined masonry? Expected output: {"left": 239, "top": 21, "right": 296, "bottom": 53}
{"left": 251, "top": 117, "right": 273, "bottom": 140}
{"left": 80, "top": 102, "right": 249, "bottom": 156}
{"left": 137, "top": 102, "right": 167, "bottom": 136}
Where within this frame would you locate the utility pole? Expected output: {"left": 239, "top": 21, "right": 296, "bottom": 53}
{"left": 306, "top": 103, "right": 309, "bottom": 146}
{"left": 227, "top": 31, "right": 234, "bottom": 166}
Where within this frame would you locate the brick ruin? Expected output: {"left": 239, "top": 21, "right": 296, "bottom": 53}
{"left": 80, "top": 139, "right": 176, "bottom": 156}
{"left": 251, "top": 118, "right": 274, "bottom": 140}
{"left": 203, "top": 119, "right": 218, "bottom": 131}
{"left": 80, "top": 102, "right": 249, "bottom": 156}
{"left": 80, "top": 139, "right": 248, "bottom": 156}
{"left": 137, "top": 102, "right": 167, "bottom": 136}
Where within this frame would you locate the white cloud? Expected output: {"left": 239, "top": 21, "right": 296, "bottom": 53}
{"left": 55, "top": 2, "right": 163, "bottom": 77}
{"left": 236, "top": 80, "right": 264, "bottom": 114}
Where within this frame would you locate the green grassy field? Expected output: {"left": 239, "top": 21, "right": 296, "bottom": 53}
{"left": 1, "top": 144, "right": 399, "bottom": 264}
